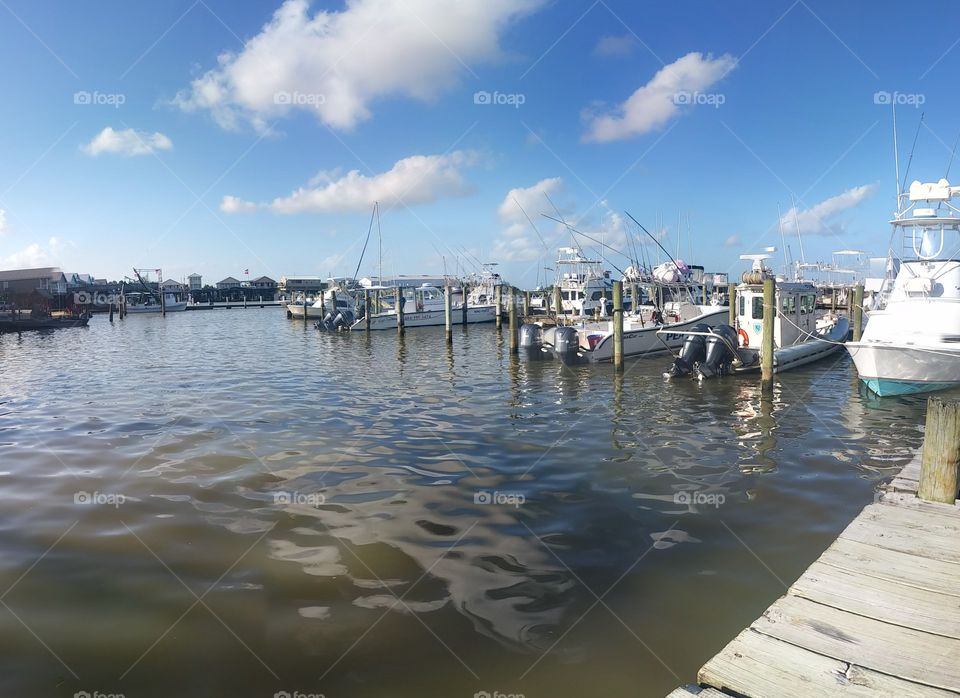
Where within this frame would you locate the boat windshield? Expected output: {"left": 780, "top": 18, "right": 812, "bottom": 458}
{"left": 904, "top": 221, "right": 960, "bottom": 260}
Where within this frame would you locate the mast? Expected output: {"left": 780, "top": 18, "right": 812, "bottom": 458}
{"left": 376, "top": 201, "right": 382, "bottom": 286}
{"left": 791, "top": 195, "right": 806, "bottom": 266}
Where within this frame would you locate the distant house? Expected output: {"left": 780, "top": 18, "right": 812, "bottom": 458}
{"left": 0, "top": 267, "right": 64, "bottom": 295}
{"left": 216, "top": 276, "right": 241, "bottom": 290}
{"left": 249, "top": 275, "right": 276, "bottom": 290}
{"left": 161, "top": 279, "right": 186, "bottom": 292}
{"left": 279, "top": 276, "right": 325, "bottom": 295}
{"left": 187, "top": 273, "right": 202, "bottom": 291}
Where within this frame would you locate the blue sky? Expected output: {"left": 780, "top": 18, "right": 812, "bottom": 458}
{"left": 0, "top": 0, "right": 958, "bottom": 287}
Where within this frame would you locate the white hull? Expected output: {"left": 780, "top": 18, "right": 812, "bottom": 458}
{"left": 125, "top": 301, "right": 188, "bottom": 313}
{"left": 352, "top": 305, "right": 497, "bottom": 331}
{"left": 287, "top": 304, "right": 329, "bottom": 319}
{"left": 736, "top": 317, "right": 849, "bottom": 374}
{"left": 847, "top": 340, "right": 960, "bottom": 395}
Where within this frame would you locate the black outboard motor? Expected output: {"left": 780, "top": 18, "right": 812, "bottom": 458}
{"left": 664, "top": 323, "right": 710, "bottom": 377}
{"left": 553, "top": 326, "right": 582, "bottom": 363}
{"left": 332, "top": 310, "right": 355, "bottom": 330}
{"left": 519, "top": 323, "right": 543, "bottom": 351}
{"left": 697, "top": 324, "right": 739, "bottom": 378}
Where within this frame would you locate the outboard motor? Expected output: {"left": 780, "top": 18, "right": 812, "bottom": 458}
{"left": 697, "top": 324, "right": 739, "bottom": 379}
{"left": 332, "top": 310, "right": 355, "bottom": 330}
{"left": 519, "top": 323, "right": 543, "bottom": 351}
{"left": 664, "top": 323, "right": 710, "bottom": 377}
{"left": 553, "top": 326, "right": 582, "bottom": 363}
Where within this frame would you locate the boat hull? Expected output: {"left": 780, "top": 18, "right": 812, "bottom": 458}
{"left": 286, "top": 304, "right": 329, "bottom": 319}
{"left": 352, "top": 305, "right": 497, "bottom": 331}
{"left": 587, "top": 309, "right": 728, "bottom": 362}
{"left": 125, "top": 302, "right": 188, "bottom": 313}
{"left": 846, "top": 341, "right": 960, "bottom": 396}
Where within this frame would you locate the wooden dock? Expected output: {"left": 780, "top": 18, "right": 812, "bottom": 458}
{"left": 668, "top": 403, "right": 960, "bottom": 697}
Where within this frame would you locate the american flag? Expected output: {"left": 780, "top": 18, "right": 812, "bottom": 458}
{"left": 244, "top": 269, "right": 249, "bottom": 275}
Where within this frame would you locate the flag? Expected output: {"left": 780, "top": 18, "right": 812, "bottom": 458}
{"left": 244, "top": 269, "right": 249, "bottom": 275}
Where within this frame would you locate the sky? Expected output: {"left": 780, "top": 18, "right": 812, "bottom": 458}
{"left": 0, "top": 0, "right": 958, "bottom": 288}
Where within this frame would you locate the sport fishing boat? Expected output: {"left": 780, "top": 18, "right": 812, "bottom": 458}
{"left": 846, "top": 179, "right": 960, "bottom": 395}
{"left": 554, "top": 247, "right": 614, "bottom": 316}
{"left": 662, "top": 253, "right": 848, "bottom": 379}
{"left": 351, "top": 283, "right": 496, "bottom": 331}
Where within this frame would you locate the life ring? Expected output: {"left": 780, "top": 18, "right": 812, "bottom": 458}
{"left": 738, "top": 328, "right": 749, "bottom": 347}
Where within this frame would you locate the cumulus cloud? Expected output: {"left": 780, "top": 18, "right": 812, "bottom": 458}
{"left": 222, "top": 150, "right": 479, "bottom": 214}
{"left": 780, "top": 184, "right": 878, "bottom": 236}
{"left": 594, "top": 34, "right": 637, "bottom": 57}
{"left": 174, "top": 0, "right": 544, "bottom": 132}
{"left": 0, "top": 237, "right": 66, "bottom": 268}
{"left": 83, "top": 127, "right": 173, "bottom": 156}
{"left": 583, "top": 51, "right": 736, "bottom": 143}
{"left": 724, "top": 234, "right": 741, "bottom": 247}
{"left": 491, "top": 177, "right": 565, "bottom": 262}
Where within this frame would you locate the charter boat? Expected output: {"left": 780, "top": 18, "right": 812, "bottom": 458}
{"left": 554, "top": 247, "right": 614, "bottom": 316}
{"left": 351, "top": 283, "right": 496, "bottom": 331}
{"left": 663, "top": 253, "right": 848, "bottom": 380}
{"left": 846, "top": 179, "right": 960, "bottom": 396}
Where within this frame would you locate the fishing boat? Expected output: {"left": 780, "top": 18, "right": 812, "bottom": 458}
{"left": 662, "top": 252, "right": 848, "bottom": 380}
{"left": 123, "top": 291, "right": 188, "bottom": 313}
{"left": 287, "top": 287, "right": 358, "bottom": 325}
{"left": 0, "top": 311, "right": 91, "bottom": 333}
{"left": 846, "top": 178, "right": 960, "bottom": 395}
{"left": 351, "top": 283, "right": 496, "bottom": 331}
{"left": 553, "top": 247, "right": 614, "bottom": 317}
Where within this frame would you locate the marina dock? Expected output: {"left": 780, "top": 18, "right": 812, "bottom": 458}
{"left": 667, "top": 400, "right": 960, "bottom": 698}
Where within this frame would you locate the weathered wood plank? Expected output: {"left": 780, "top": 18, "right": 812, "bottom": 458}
{"left": 699, "top": 628, "right": 958, "bottom": 697}
{"left": 818, "top": 538, "right": 960, "bottom": 598}
{"left": 751, "top": 595, "right": 960, "bottom": 691}
{"left": 879, "top": 491, "right": 960, "bottom": 515}
{"left": 841, "top": 509, "right": 960, "bottom": 564}
{"left": 792, "top": 560, "right": 960, "bottom": 638}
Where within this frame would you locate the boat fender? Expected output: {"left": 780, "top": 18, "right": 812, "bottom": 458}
{"left": 738, "top": 328, "right": 749, "bottom": 347}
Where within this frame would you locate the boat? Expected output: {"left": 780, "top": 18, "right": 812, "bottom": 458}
{"left": 553, "top": 247, "right": 615, "bottom": 317}
{"left": 351, "top": 283, "right": 496, "bottom": 331}
{"left": 662, "top": 252, "right": 848, "bottom": 379}
{"left": 520, "top": 269, "right": 728, "bottom": 363}
{"left": 123, "top": 291, "right": 188, "bottom": 313}
{"left": 287, "top": 287, "right": 359, "bottom": 326}
{"left": 0, "top": 311, "right": 91, "bottom": 332}
{"left": 846, "top": 178, "right": 960, "bottom": 396}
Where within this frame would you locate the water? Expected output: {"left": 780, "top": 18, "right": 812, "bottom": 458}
{"left": 0, "top": 309, "right": 942, "bottom": 697}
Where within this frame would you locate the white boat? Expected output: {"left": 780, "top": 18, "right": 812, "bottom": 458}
{"left": 554, "top": 247, "right": 614, "bottom": 317}
{"left": 351, "top": 283, "right": 496, "bottom": 331}
{"left": 287, "top": 287, "right": 358, "bottom": 323}
{"left": 124, "top": 292, "right": 188, "bottom": 313}
{"left": 846, "top": 178, "right": 960, "bottom": 396}
{"left": 662, "top": 253, "right": 848, "bottom": 379}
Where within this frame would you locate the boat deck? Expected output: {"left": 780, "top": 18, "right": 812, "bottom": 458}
{"left": 667, "top": 455, "right": 960, "bottom": 697}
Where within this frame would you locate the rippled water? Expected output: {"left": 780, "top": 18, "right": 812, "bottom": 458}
{"left": 0, "top": 309, "right": 942, "bottom": 697}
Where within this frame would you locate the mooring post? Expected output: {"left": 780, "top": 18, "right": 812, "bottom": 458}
{"left": 761, "top": 278, "right": 775, "bottom": 385}
{"left": 852, "top": 284, "right": 864, "bottom": 341}
{"left": 918, "top": 397, "right": 960, "bottom": 504}
{"left": 831, "top": 288, "right": 837, "bottom": 313}
{"left": 553, "top": 285, "right": 562, "bottom": 320}
{"left": 160, "top": 288, "right": 166, "bottom": 317}
{"left": 396, "top": 288, "right": 405, "bottom": 334}
{"left": 728, "top": 282, "right": 738, "bottom": 327}
{"left": 630, "top": 283, "right": 639, "bottom": 315}
{"left": 303, "top": 297, "right": 308, "bottom": 326}
{"left": 495, "top": 284, "right": 503, "bottom": 330}
{"left": 444, "top": 285, "right": 452, "bottom": 343}
{"left": 330, "top": 289, "right": 336, "bottom": 320}
{"left": 364, "top": 289, "right": 371, "bottom": 331}
{"left": 508, "top": 287, "right": 518, "bottom": 354}
{"left": 108, "top": 300, "right": 114, "bottom": 322}
{"left": 523, "top": 290, "right": 531, "bottom": 318}
{"left": 461, "top": 284, "right": 468, "bottom": 326}
{"left": 613, "top": 280, "right": 624, "bottom": 370}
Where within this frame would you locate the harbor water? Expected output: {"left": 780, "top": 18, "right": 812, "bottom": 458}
{"left": 0, "top": 309, "right": 941, "bottom": 697}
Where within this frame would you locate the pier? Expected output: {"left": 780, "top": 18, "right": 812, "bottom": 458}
{"left": 667, "top": 398, "right": 960, "bottom": 698}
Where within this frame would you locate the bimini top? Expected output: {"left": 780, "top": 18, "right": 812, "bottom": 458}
{"left": 893, "top": 179, "right": 960, "bottom": 227}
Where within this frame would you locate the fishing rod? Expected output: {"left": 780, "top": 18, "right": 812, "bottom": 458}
{"left": 541, "top": 213, "right": 629, "bottom": 277}
{"left": 351, "top": 203, "right": 377, "bottom": 283}
{"left": 543, "top": 192, "right": 583, "bottom": 256}
{"left": 623, "top": 211, "right": 685, "bottom": 275}
{"left": 900, "top": 112, "right": 924, "bottom": 196}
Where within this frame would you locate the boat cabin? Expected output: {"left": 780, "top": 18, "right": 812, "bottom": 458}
{"left": 737, "top": 281, "right": 817, "bottom": 350}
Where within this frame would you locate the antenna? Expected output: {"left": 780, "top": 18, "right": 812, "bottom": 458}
{"left": 376, "top": 201, "right": 382, "bottom": 286}
{"left": 776, "top": 202, "right": 788, "bottom": 273}
{"left": 900, "top": 112, "right": 924, "bottom": 196}
{"left": 791, "top": 195, "right": 806, "bottom": 264}
{"left": 892, "top": 102, "right": 901, "bottom": 213}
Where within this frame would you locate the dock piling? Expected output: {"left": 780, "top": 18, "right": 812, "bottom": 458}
{"left": 918, "top": 397, "right": 960, "bottom": 504}
{"left": 508, "top": 287, "right": 518, "bottom": 354}
{"left": 760, "top": 278, "right": 775, "bottom": 385}
{"left": 495, "top": 285, "right": 503, "bottom": 330}
{"left": 461, "top": 284, "right": 468, "bottom": 326}
{"left": 444, "top": 285, "right": 452, "bottom": 343}
{"left": 396, "top": 288, "right": 405, "bottom": 335}
{"left": 553, "top": 285, "right": 562, "bottom": 321}
{"left": 728, "top": 282, "right": 737, "bottom": 327}
{"left": 364, "top": 289, "right": 371, "bottom": 331}
{"left": 613, "top": 280, "right": 624, "bottom": 370}
{"left": 852, "top": 284, "right": 864, "bottom": 341}
{"left": 523, "top": 290, "right": 531, "bottom": 318}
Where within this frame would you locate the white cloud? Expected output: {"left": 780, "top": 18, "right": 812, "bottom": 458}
{"left": 492, "top": 177, "right": 565, "bottom": 262}
{"left": 0, "top": 237, "right": 65, "bottom": 268}
{"left": 174, "top": 0, "right": 544, "bottom": 132}
{"left": 83, "top": 127, "right": 173, "bottom": 156}
{"left": 780, "top": 184, "right": 878, "bottom": 236}
{"left": 724, "top": 234, "right": 741, "bottom": 247}
{"left": 582, "top": 51, "right": 736, "bottom": 143}
{"left": 222, "top": 150, "right": 479, "bottom": 214}
{"left": 594, "top": 34, "right": 637, "bottom": 57}
{"left": 0, "top": 209, "right": 8, "bottom": 236}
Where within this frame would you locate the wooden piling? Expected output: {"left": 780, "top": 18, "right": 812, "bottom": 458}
{"left": 613, "top": 280, "right": 624, "bottom": 370}
{"left": 508, "top": 287, "right": 518, "bottom": 354}
{"left": 630, "top": 283, "right": 639, "bottom": 315}
{"left": 728, "top": 282, "right": 738, "bottom": 327}
{"left": 364, "top": 289, "right": 371, "bottom": 331}
{"left": 760, "top": 278, "right": 775, "bottom": 385}
{"left": 852, "top": 284, "right": 864, "bottom": 341}
{"left": 160, "top": 288, "right": 166, "bottom": 317}
{"left": 495, "top": 285, "right": 503, "bottom": 330}
{"left": 396, "top": 288, "right": 405, "bottom": 334}
{"left": 108, "top": 302, "right": 114, "bottom": 322}
{"left": 918, "top": 397, "right": 960, "bottom": 504}
{"left": 444, "top": 285, "right": 452, "bottom": 343}
{"left": 831, "top": 288, "right": 837, "bottom": 312}
{"left": 523, "top": 290, "right": 531, "bottom": 318}
{"left": 303, "top": 297, "right": 308, "bottom": 326}
{"left": 461, "top": 284, "right": 468, "bottom": 326}
{"left": 553, "top": 285, "right": 562, "bottom": 320}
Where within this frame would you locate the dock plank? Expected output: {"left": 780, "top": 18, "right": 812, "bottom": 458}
{"left": 792, "top": 560, "right": 960, "bottom": 638}
{"left": 699, "top": 627, "right": 958, "bottom": 697}
{"left": 752, "top": 595, "right": 960, "bottom": 691}
{"left": 841, "top": 508, "right": 960, "bottom": 564}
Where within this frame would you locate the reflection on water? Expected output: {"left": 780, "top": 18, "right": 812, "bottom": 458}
{"left": 0, "top": 311, "right": 942, "bottom": 697}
